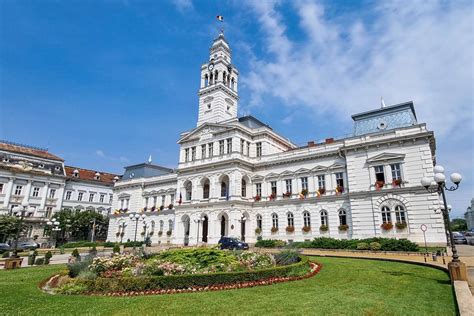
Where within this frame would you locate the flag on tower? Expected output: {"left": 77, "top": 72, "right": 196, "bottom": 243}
{"left": 216, "top": 15, "right": 224, "bottom": 22}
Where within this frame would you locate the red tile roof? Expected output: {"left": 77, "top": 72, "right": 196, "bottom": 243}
{"left": 0, "top": 141, "right": 64, "bottom": 161}
{"left": 65, "top": 166, "right": 120, "bottom": 185}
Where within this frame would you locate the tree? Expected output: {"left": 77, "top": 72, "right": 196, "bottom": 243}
{"left": 0, "top": 215, "right": 28, "bottom": 243}
{"left": 50, "top": 209, "right": 109, "bottom": 243}
{"left": 450, "top": 218, "right": 467, "bottom": 231}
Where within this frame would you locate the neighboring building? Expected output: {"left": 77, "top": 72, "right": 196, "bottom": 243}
{"left": 106, "top": 32, "right": 446, "bottom": 246}
{"left": 465, "top": 198, "right": 474, "bottom": 231}
{"left": 0, "top": 140, "right": 119, "bottom": 243}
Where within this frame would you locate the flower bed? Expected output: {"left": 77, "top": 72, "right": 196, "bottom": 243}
{"left": 50, "top": 248, "right": 312, "bottom": 295}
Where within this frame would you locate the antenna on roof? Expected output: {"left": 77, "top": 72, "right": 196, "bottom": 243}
{"left": 381, "top": 96, "right": 386, "bottom": 109}
{"left": 148, "top": 155, "right": 152, "bottom": 164}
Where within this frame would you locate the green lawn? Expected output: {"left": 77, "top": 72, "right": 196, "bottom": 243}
{"left": 0, "top": 257, "right": 456, "bottom": 315}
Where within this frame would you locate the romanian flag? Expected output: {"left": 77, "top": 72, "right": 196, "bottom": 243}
{"left": 216, "top": 15, "right": 224, "bottom": 22}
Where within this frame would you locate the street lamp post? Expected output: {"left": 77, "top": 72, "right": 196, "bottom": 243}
{"left": 11, "top": 200, "right": 34, "bottom": 257}
{"left": 128, "top": 213, "right": 146, "bottom": 245}
{"left": 46, "top": 218, "right": 61, "bottom": 248}
{"left": 421, "top": 165, "right": 467, "bottom": 281}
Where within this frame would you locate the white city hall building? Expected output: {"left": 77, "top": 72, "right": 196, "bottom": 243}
{"left": 107, "top": 33, "right": 446, "bottom": 246}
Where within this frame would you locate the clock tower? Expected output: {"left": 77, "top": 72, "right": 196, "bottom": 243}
{"left": 197, "top": 32, "right": 239, "bottom": 127}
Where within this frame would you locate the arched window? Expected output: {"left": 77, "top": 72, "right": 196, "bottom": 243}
{"left": 210, "top": 73, "right": 214, "bottom": 85}
{"left": 185, "top": 181, "right": 192, "bottom": 201}
{"left": 204, "top": 74, "right": 208, "bottom": 87}
{"left": 168, "top": 219, "right": 173, "bottom": 231}
{"left": 223, "top": 71, "right": 227, "bottom": 85}
{"left": 381, "top": 206, "right": 391, "bottom": 223}
{"left": 339, "top": 209, "right": 347, "bottom": 226}
{"left": 215, "top": 70, "right": 219, "bottom": 83}
{"left": 272, "top": 213, "right": 278, "bottom": 229}
{"left": 303, "top": 211, "right": 311, "bottom": 227}
{"left": 241, "top": 179, "right": 247, "bottom": 197}
{"left": 221, "top": 182, "right": 227, "bottom": 197}
{"left": 231, "top": 78, "right": 235, "bottom": 90}
{"left": 256, "top": 214, "right": 262, "bottom": 229}
{"left": 287, "top": 212, "right": 294, "bottom": 227}
{"left": 395, "top": 205, "right": 406, "bottom": 223}
{"left": 159, "top": 220, "right": 164, "bottom": 232}
{"left": 202, "top": 179, "right": 210, "bottom": 199}
{"left": 320, "top": 210, "right": 328, "bottom": 226}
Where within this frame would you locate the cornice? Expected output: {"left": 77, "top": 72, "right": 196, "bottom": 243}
{"left": 198, "top": 84, "right": 239, "bottom": 100}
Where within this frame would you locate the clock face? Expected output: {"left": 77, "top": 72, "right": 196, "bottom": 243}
{"left": 208, "top": 63, "right": 214, "bottom": 71}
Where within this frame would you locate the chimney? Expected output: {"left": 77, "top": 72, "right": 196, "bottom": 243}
{"left": 307, "top": 141, "right": 316, "bottom": 147}
{"left": 325, "top": 138, "right": 334, "bottom": 144}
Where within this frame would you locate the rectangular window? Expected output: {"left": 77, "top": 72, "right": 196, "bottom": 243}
{"left": 256, "top": 183, "right": 262, "bottom": 196}
{"left": 201, "top": 144, "right": 206, "bottom": 159}
{"left": 49, "top": 189, "right": 56, "bottom": 199}
{"left": 191, "top": 147, "right": 196, "bottom": 161}
{"left": 144, "top": 197, "right": 149, "bottom": 208}
{"left": 335, "top": 172, "right": 344, "bottom": 189}
{"left": 0, "top": 183, "right": 3, "bottom": 193}
{"left": 390, "top": 163, "right": 402, "bottom": 181}
{"left": 100, "top": 194, "right": 105, "bottom": 203}
{"left": 14, "top": 185, "right": 23, "bottom": 196}
{"left": 240, "top": 139, "right": 245, "bottom": 154}
{"left": 78, "top": 192, "right": 83, "bottom": 201}
{"left": 185, "top": 148, "right": 190, "bottom": 162}
{"left": 208, "top": 143, "right": 214, "bottom": 157}
{"left": 32, "top": 187, "right": 40, "bottom": 197}
{"left": 246, "top": 142, "right": 250, "bottom": 156}
{"left": 374, "top": 165, "right": 385, "bottom": 183}
{"left": 271, "top": 181, "right": 277, "bottom": 195}
{"left": 317, "top": 175, "right": 326, "bottom": 189}
{"left": 256, "top": 142, "right": 262, "bottom": 157}
{"left": 65, "top": 191, "right": 72, "bottom": 200}
{"left": 226, "top": 138, "right": 232, "bottom": 154}
{"left": 153, "top": 196, "right": 157, "bottom": 207}
{"left": 89, "top": 193, "right": 94, "bottom": 202}
{"left": 170, "top": 194, "right": 175, "bottom": 204}
{"left": 161, "top": 195, "right": 166, "bottom": 206}
{"left": 285, "top": 179, "right": 292, "bottom": 193}
{"left": 109, "top": 195, "right": 113, "bottom": 204}
{"left": 301, "top": 177, "right": 308, "bottom": 190}
{"left": 46, "top": 207, "right": 53, "bottom": 218}
{"left": 219, "top": 140, "right": 225, "bottom": 155}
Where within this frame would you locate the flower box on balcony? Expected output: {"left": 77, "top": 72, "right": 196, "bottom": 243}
{"left": 271, "top": 227, "right": 278, "bottom": 234}
{"left": 282, "top": 192, "right": 292, "bottom": 198}
{"left": 166, "top": 230, "right": 172, "bottom": 236}
{"left": 392, "top": 179, "right": 402, "bottom": 187}
{"left": 380, "top": 222, "right": 393, "bottom": 231}
{"left": 320, "top": 225, "right": 329, "bottom": 232}
{"left": 255, "top": 227, "right": 262, "bottom": 235}
{"left": 395, "top": 222, "right": 407, "bottom": 229}
{"left": 159, "top": 205, "right": 165, "bottom": 211}
{"left": 336, "top": 185, "right": 344, "bottom": 194}
{"left": 168, "top": 204, "right": 174, "bottom": 210}
{"left": 268, "top": 193, "right": 276, "bottom": 201}
{"left": 375, "top": 181, "right": 385, "bottom": 190}
{"left": 302, "top": 226, "right": 311, "bottom": 233}
{"left": 158, "top": 231, "right": 163, "bottom": 236}
{"left": 338, "top": 224, "right": 349, "bottom": 231}
{"left": 318, "top": 187, "right": 326, "bottom": 195}
{"left": 285, "top": 226, "right": 295, "bottom": 233}
{"left": 254, "top": 195, "right": 261, "bottom": 202}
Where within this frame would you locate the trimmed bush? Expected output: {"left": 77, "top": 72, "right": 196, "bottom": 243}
{"left": 35, "top": 258, "right": 45, "bottom": 265}
{"left": 274, "top": 249, "right": 300, "bottom": 265}
{"left": 112, "top": 244, "right": 120, "bottom": 254}
{"left": 286, "top": 237, "right": 418, "bottom": 252}
{"left": 69, "top": 257, "right": 310, "bottom": 294}
{"left": 369, "top": 242, "right": 382, "bottom": 251}
{"left": 67, "top": 257, "right": 92, "bottom": 278}
{"left": 255, "top": 239, "right": 287, "bottom": 248}
{"left": 356, "top": 242, "right": 369, "bottom": 250}
{"left": 44, "top": 251, "right": 53, "bottom": 265}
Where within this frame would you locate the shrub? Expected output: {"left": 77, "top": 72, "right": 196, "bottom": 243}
{"left": 44, "top": 251, "right": 53, "bottom": 265}
{"left": 56, "top": 281, "right": 89, "bottom": 295}
{"left": 35, "top": 258, "right": 45, "bottom": 265}
{"left": 274, "top": 249, "right": 300, "bottom": 266}
{"left": 113, "top": 244, "right": 120, "bottom": 254}
{"left": 28, "top": 250, "right": 38, "bottom": 265}
{"left": 67, "top": 258, "right": 92, "bottom": 278}
{"left": 123, "top": 241, "right": 143, "bottom": 248}
{"left": 255, "top": 239, "right": 286, "bottom": 248}
{"left": 356, "top": 242, "right": 369, "bottom": 250}
{"left": 71, "top": 248, "right": 80, "bottom": 259}
{"left": 369, "top": 242, "right": 382, "bottom": 251}
{"left": 2, "top": 251, "right": 9, "bottom": 258}
{"left": 77, "top": 270, "right": 97, "bottom": 281}
{"left": 59, "top": 246, "right": 65, "bottom": 254}
{"left": 66, "top": 257, "right": 310, "bottom": 294}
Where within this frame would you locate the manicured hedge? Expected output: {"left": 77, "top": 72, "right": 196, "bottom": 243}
{"left": 62, "top": 241, "right": 143, "bottom": 249}
{"left": 255, "top": 239, "right": 287, "bottom": 248}
{"left": 257, "top": 237, "right": 419, "bottom": 252}
{"left": 72, "top": 257, "right": 310, "bottom": 294}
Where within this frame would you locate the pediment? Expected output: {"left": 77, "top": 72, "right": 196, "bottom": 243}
{"left": 118, "top": 193, "right": 131, "bottom": 198}
{"left": 367, "top": 152, "right": 406, "bottom": 164}
{"left": 251, "top": 175, "right": 264, "bottom": 182}
{"left": 328, "top": 163, "right": 346, "bottom": 170}
{"left": 310, "top": 165, "right": 326, "bottom": 172}
{"left": 178, "top": 123, "right": 234, "bottom": 143}
{"left": 265, "top": 172, "right": 280, "bottom": 179}
{"left": 294, "top": 168, "right": 310, "bottom": 175}
{"left": 280, "top": 170, "right": 294, "bottom": 178}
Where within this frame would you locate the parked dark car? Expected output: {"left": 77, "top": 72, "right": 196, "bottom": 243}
{"left": 218, "top": 237, "right": 249, "bottom": 250}
{"left": 452, "top": 232, "right": 467, "bottom": 244}
{"left": 16, "top": 241, "right": 39, "bottom": 250}
{"left": 0, "top": 243, "right": 11, "bottom": 253}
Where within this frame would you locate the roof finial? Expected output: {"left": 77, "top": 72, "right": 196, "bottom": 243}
{"left": 148, "top": 154, "right": 152, "bottom": 164}
{"left": 381, "top": 96, "right": 386, "bottom": 109}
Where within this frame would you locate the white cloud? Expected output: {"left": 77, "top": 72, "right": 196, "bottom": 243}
{"left": 95, "top": 149, "right": 105, "bottom": 158}
{"left": 171, "top": 0, "right": 193, "bottom": 12}
{"left": 242, "top": 0, "right": 473, "bottom": 217}
{"left": 95, "top": 149, "right": 129, "bottom": 164}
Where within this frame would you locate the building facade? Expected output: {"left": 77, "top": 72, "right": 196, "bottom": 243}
{"left": 465, "top": 198, "right": 474, "bottom": 231}
{"left": 0, "top": 141, "right": 118, "bottom": 243}
{"left": 106, "top": 33, "right": 446, "bottom": 246}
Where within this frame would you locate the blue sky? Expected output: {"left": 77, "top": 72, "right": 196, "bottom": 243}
{"left": 1, "top": 0, "right": 472, "bottom": 218}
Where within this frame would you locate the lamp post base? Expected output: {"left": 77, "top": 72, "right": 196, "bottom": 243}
{"left": 448, "top": 261, "right": 468, "bottom": 281}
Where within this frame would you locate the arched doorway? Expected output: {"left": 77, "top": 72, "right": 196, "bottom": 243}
{"left": 219, "top": 213, "right": 229, "bottom": 237}
{"left": 202, "top": 216, "right": 208, "bottom": 242}
{"left": 182, "top": 215, "right": 190, "bottom": 246}
{"left": 221, "top": 216, "right": 226, "bottom": 237}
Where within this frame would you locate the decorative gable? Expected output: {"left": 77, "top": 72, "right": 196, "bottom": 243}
{"left": 178, "top": 123, "right": 233, "bottom": 144}
{"left": 366, "top": 153, "right": 406, "bottom": 164}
